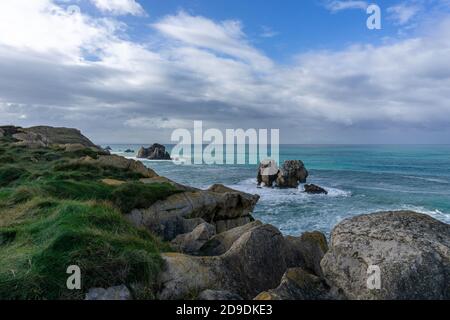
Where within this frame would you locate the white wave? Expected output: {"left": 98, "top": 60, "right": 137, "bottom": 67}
{"left": 398, "top": 205, "right": 450, "bottom": 223}
{"left": 226, "top": 179, "right": 351, "bottom": 205}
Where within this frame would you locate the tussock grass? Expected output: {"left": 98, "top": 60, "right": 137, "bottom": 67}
{"left": 0, "top": 140, "right": 179, "bottom": 299}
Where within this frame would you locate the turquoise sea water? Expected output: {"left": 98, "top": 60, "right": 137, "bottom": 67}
{"left": 107, "top": 144, "right": 450, "bottom": 236}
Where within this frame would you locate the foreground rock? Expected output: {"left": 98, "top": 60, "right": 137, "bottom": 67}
{"left": 85, "top": 285, "right": 132, "bottom": 300}
{"left": 254, "top": 268, "right": 334, "bottom": 300}
{"left": 171, "top": 222, "right": 216, "bottom": 255}
{"left": 137, "top": 144, "right": 171, "bottom": 160}
{"left": 321, "top": 211, "right": 450, "bottom": 300}
{"left": 198, "top": 290, "right": 243, "bottom": 301}
{"left": 157, "top": 223, "right": 329, "bottom": 299}
{"left": 125, "top": 184, "right": 260, "bottom": 240}
{"left": 304, "top": 184, "right": 328, "bottom": 195}
{"left": 257, "top": 160, "right": 309, "bottom": 188}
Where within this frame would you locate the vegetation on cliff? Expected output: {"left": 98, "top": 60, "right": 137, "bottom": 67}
{"left": 0, "top": 137, "right": 179, "bottom": 299}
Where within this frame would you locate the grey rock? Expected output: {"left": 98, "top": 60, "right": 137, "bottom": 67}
{"left": 284, "top": 231, "right": 329, "bottom": 277}
{"left": 254, "top": 268, "right": 334, "bottom": 300}
{"left": 257, "top": 159, "right": 279, "bottom": 187}
{"left": 137, "top": 144, "right": 171, "bottom": 160}
{"left": 304, "top": 184, "right": 328, "bottom": 195}
{"left": 198, "top": 290, "right": 243, "bottom": 300}
{"left": 199, "top": 221, "right": 263, "bottom": 256}
{"left": 321, "top": 211, "right": 450, "bottom": 300}
{"left": 276, "top": 160, "right": 309, "bottom": 188}
{"left": 85, "top": 285, "right": 132, "bottom": 300}
{"left": 171, "top": 222, "right": 216, "bottom": 254}
{"left": 126, "top": 185, "right": 259, "bottom": 240}
{"left": 257, "top": 160, "right": 309, "bottom": 189}
{"left": 158, "top": 224, "right": 289, "bottom": 300}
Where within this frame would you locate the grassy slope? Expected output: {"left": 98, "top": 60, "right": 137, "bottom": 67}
{"left": 0, "top": 140, "right": 178, "bottom": 299}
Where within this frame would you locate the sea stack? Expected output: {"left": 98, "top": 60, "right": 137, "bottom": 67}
{"left": 137, "top": 143, "right": 171, "bottom": 160}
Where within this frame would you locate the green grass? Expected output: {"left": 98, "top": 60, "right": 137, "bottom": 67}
{"left": 0, "top": 139, "right": 179, "bottom": 299}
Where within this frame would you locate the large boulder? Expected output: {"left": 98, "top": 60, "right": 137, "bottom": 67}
{"left": 321, "top": 211, "right": 450, "bottom": 300}
{"left": 157, "top": 224, "right": 329, "bottom": 300}
{"left": 137, "top": 144, "right": 171, "bottom": 160}
{"left": 75, "top": 155, "right": 158, "bottom": 178}
{"left": 125, "top": 184, "right": 259, "bottom": 240}
{"left": 254, "top": 268, "right": 334, "bottom": 300}
{"left": 158, "top": 224, "right": 289, "bottom": 300}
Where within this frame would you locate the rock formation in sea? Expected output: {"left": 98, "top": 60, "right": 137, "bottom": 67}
{"left": 304, "top": 184, "right": 328, "bottom": 194}
{"left": 137, "top": 143, "right": 171, "bottom": 160}
{"left": 257, "top": 159, "right": 309, "bottom": 188}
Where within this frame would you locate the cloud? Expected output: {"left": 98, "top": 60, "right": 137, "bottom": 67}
{"left": 152, "top": 11, "right": 273, "bottom": 70}
{"left": 325, "top": 0, "right": 368, "bottom": 12}
{"left": 387, "top": 3, "right": 422, "bottom": 25}
{"left": 1, "top": 1, "right": 450, "bottom": 143}
{"left": 90, "top": 0, "right": 146, "bottom": 16}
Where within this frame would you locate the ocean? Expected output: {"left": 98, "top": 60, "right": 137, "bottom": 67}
{"left": 107, "top": 144, "right": 450, "bottom": 236}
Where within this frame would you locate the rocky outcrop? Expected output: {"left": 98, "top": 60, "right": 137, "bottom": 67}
{"left": 0, "top": 125, "right": 105, "bottom": 151}
{"left": 304, "top": 184, "right": 328, "bottom": 194}
{"left": 75, "top": 155, "right": 158, "bottom": 178}
{"left": 257, "top": 160, "right": 309, "bottom": 188}
{"left": 125, "top": 184, "right": 259, "bottom": 240}
{"left": 85, "top": 285, "right": 132, "bottom": 300}
{"left": 198, "top": 290, "right": 243, "bottom": 300}
{"left": 171, "top": 222, "right": 216, "bottom": 255}
{"left": 321, "top": 211, "right": 450, "bottom": 300}
{"left": 137, "top": 144, "right": 171, "bottom": 160}
{"left": 254, "top": 268, "right": 334, "bottom": 300}
{"left": 124, "top": 149, "right": 134, "bottom": 153}
{"left": 157, "top": 224, "right": 329, "bottom": 300}
{"left": 277, "top": 160, "right": 309, "bottom": 188}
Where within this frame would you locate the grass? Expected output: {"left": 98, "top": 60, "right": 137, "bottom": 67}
{"left": 0, "top": 138, "right": 179, "bottom": 299}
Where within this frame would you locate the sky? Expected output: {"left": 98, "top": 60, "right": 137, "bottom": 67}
{"left": 1, "top": 0, "right": 450, "bottom": 144}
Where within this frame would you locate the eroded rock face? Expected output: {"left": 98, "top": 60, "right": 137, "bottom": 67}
{"left": 321, "top": 211, "right": 450, "bottom": 300}
{"left": 257, "top": 160, "right": 279, "bottom": 187}
{"left": 276, "top": 160, "right": 309, "bottom": 188}
{"left": 198, "top": 221, "right": 263, "bottom": 256}
{"left": 254, "top": 268, "right": 334, "bottom": 300}
{"left": 137, "top": 144, "right": 171, "bottom": 160}
{"left": 171, "top": 222, "right": 216, "bottom": 255}
{"left": 125, "top": 185, "right": 259, "bottom": 240}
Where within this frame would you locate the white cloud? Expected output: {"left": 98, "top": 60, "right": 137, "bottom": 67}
{"left": 152, "top": 11, "right": 273, "bottom": 70}
{"left": 90, "top": 0, "right": 145, "bottom": 16}
{"left": 387, "top": 3, "right": 422, "bottom": 25}
{"left": 325, "top": 0, "right": 368, "bottom": 12}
